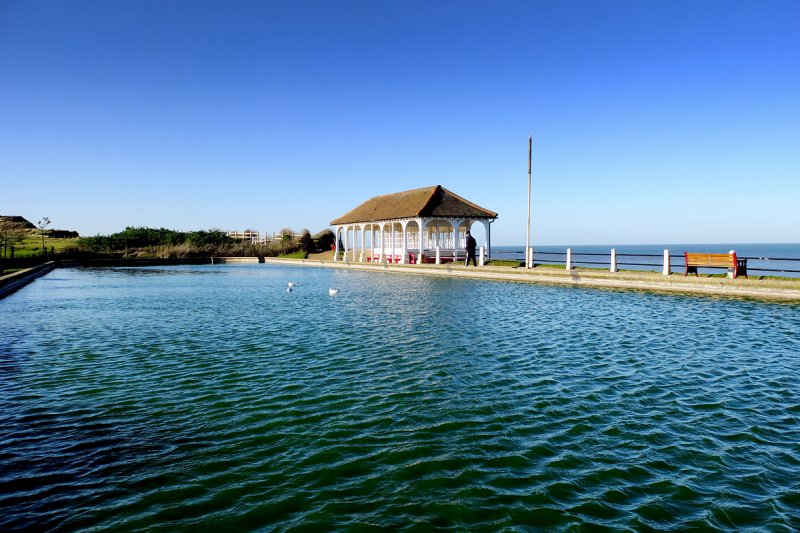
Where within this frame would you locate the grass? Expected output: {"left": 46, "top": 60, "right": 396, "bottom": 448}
{"left": 486, "top": 260, "right": 523, "bottom": 267}
{"left": 5, "top": 232, "right": 80, "bottom": 258}
{"left": 276, "top": 251, "right": 308, "bottom": 259}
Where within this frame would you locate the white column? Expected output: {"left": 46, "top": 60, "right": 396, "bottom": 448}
{"left": 450, "top": 219, "right": 462, "bottom": 260}
{"left": 566, "top": 248, "right": 572, "bottom": 270}
{"left": 400, "top": 221, "right": 408, "bottom": 264}
{"left": 479, "top": 246, "right": 485, "bottom": 266}
{"left": 333, "top": 227, "right": 340, "bottom": 261}
{"left": 482, "top": 220, "right": 492, "bottom": 259}
{"left": 418, "top": 219, "right": 426, "bottom": 264}
{"left": 663, "top": 249, "right": 670, "bottom": 275}
{"left": 390, "top": 223, "right": 396, "bottom": 263}
{"left": 369, "top": 224, "right": 377, "bottom": 263}
{"left": 610, "top": 248, "right": 617, "bottom": 273}
{"left": 435, "top": 246, "right": 441, "bottom": 265}
{"left": 379, "top": 224, "right": 385, "bottom": 262}
{"left": 359, "top": 225, "right": 366, "bottom": 262}
{"left": 351, "top": 227, "right": 357, "bottom": 262}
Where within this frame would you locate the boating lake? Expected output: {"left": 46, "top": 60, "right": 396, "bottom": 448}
{"left": 2, "top": 264, "right": 799, "bottom": 530}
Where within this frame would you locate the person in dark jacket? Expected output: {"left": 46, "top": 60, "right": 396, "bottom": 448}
{"left": 465, "top": 230, "right": 477, "bottom": 267}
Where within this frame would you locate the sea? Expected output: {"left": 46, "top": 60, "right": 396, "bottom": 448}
{"left": 1, "top": 262, "right": 799, "bottom": 530}
{"left": 491, "top": 243, "right": 800, "bottom": 277}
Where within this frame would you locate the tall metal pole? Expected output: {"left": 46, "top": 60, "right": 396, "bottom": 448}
{"left": 526, "top": 134, "right": 532, "bottom": 268}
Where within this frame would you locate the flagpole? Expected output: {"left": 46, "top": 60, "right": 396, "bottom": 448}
{"left": 526, "top": 134, "right": 532, "bottom": 269}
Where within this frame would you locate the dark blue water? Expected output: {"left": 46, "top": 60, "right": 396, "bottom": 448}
{"left": 493, "top": 243, "right": 800, "bottom": 277}
{"left": 2, "top": 265, "right": 800, "bottom": 530}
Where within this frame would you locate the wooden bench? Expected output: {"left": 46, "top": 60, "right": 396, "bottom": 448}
{"left": 684, "top": 252, "right": 747, "bottom": 279}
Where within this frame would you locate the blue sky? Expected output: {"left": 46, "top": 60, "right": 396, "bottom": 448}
{"left": 1, "top": 0, "right": 798, "bottom": 245}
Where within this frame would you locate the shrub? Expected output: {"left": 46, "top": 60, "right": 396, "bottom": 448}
{"left": 299, "top": 229, "right": 314, "bottom": 254}
{"left": 314, "top": 229, "right": 335, "bottom": 252}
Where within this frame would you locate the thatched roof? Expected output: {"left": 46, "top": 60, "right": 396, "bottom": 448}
{"left": 330, "top": 185, "right": 498, "bottom": 225}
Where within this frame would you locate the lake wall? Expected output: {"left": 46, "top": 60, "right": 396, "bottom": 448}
{"left": 0, "top": 262, "right": 56, "bottom": 299}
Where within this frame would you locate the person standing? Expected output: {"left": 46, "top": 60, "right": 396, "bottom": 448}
{"left": 464, "top": 230, "right": 477, "bottom": 267}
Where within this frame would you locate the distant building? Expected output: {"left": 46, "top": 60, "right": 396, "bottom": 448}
{"left": 227, "top": 229, "right": 261, "bottom": 243}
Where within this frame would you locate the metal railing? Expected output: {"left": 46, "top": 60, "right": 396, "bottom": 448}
{"left": 491, "top": 249, "right": 800, "bottom": 277}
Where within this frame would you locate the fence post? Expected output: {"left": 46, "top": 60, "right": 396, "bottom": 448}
{"left": 728, "top": 249, "right": 735, "bottom": 278}
{"left": 479, "top": 246, "right": 485, "bottom": 266}
{"left": 435, "top": 246, "right": 441, "bottom": 265}
{"left": 610, "top": 248, "right": 617, "bottom": 273}
{"left": 566, "top": 248, "right": 572, "bottom": 270}
{"left": 663, "top": 249, "right": 670, "bottom": 275}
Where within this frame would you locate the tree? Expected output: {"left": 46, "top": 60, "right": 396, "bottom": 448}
{"left": 37, "top": 217, "right": 51, "bottom": 254}
{"left": 0, "top": 218, "right": 27, "bottom": 259}
{"left": 279, "top": 228, "right": 294, "bottom": 254}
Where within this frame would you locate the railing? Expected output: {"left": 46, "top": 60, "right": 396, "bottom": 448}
{"left": 492, "top": 249, "right": 800, "bottom": 277}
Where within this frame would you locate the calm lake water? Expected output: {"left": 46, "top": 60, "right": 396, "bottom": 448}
{"left": 2, "top": 265, "right": 800, "bottom": 530}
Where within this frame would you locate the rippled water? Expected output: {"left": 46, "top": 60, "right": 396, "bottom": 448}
{"left": 2, "top": 265, "right": 800, "bottom": 530}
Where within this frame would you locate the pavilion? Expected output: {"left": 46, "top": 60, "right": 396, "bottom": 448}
{"left": 330, "top": 185, "right": 498, "bottom": 264}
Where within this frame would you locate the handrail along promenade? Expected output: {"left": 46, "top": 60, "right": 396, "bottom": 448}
{"left": 499, "top": 249, "right": 800, "bottom": 277}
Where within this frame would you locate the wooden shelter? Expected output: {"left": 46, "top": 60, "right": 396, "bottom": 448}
{"left": 330, "top": 185, "right": 497, "bottom": 264}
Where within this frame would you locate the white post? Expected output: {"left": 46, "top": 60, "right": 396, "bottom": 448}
{"left": 527, "top": 247, "right": 534, "bottom": 269}
{"left": 479, "top": 246, "right": 485, "bottom": 266}
{"left": 435, "top": 246, "right": 441, "bottom": 265}
{"left": 610, "top": 248, "right": 617, "bottom": 273}
{"left": 728, "top": 249, "right": 735, "bottom": 278}
{"left": 566, "top": 248, "right": 572, "bottom": 270}
{"left": 663, "top": 249, "right": 670, "bottom": 275}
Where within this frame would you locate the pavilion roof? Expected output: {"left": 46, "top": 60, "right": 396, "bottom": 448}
{"left": 330, "top": 185, "right": 498, "bottom": 225}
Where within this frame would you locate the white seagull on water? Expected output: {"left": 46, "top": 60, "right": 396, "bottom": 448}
{"left": 328, "top": 288, "right": 339, "bottom": 296}
{"left": 287, "top": 282, "right": 298, "bottom": 288}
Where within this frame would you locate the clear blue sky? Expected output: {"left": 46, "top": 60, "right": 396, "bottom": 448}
{"left": 1, "top": 0, "right": 798, "bottom": 245}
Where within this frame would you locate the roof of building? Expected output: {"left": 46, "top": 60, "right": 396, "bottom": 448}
{"left": 330, "top": 185, "right": 498, "bottom": 225}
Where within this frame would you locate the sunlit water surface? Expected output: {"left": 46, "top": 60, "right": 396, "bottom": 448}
{"left": 1, "top": 265, "right": 799, "bottom": 530}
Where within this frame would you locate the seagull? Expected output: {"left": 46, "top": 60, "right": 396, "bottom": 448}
{"left": 328, "top": 288, "right": 339, "bottom": 296}
{"left": 287, "top": 282, "right": 298, "bottom": 288}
